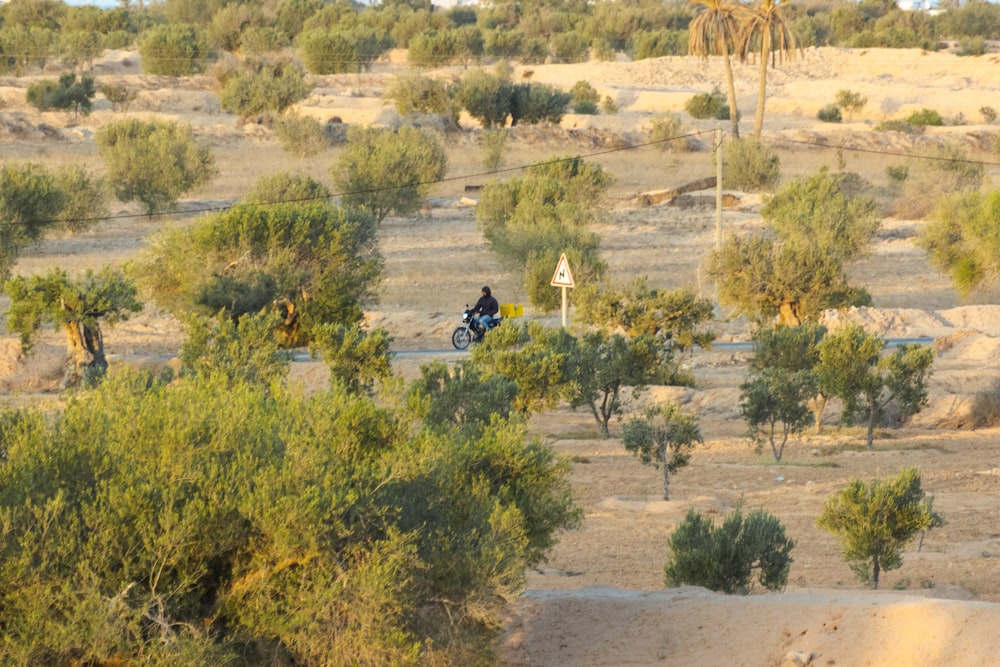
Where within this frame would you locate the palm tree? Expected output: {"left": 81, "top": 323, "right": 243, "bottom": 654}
{"left": 739, "top": 0, "right": 798, "bottom": 137}
{"left": 688, "top": 0, "right": 746, "bottom": 139}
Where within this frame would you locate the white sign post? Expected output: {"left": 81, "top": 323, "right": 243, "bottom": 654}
{"left": 550, "top": 253, "right": 575, "bottom": 327}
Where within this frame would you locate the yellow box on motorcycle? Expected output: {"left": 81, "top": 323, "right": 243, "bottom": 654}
{"left": 499, "top": 304, "right": 523, "bottom": 318}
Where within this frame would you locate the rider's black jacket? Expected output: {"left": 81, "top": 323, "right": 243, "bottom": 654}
{"left": 471, "top": 294, "right": 499, "bottom": 317}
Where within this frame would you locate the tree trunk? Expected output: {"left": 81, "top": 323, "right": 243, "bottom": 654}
{"left": 872, "top": 556, "right": 881, "bottom": 589}
{"left": 723, "top": 53, "right": 740, "bottom": 138}
{"left": 866, "top": 406, "right": 876, "bottom": 449}
{"left": 778, "top": 301, "right": 801, "bottom": 327}
{"left": 716, "top": 16, "right": 740, "bottom": 139}
{"left": 753, "top": 36, "right": 770, "bottom": 137}
{"left": 811, "top": 394, "right": 827, "bottom": 434}
{"left": 661, "top": 443, "right": 670, "bottom": 501}
{"left": 63, "top": 320, "right": 106, "bottom": 388}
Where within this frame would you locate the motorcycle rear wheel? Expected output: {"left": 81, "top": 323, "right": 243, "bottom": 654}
{"left": 452, "top": 327, "right": 472, "bottom": 350}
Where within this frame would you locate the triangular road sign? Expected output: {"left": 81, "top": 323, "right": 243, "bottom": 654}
{"left": 550, "top": 253, "right": 575, "bottom": 287}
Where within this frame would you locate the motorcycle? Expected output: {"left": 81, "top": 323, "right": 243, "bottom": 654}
{"left": 452, "top": 307, "right": 502, "bottom": 350}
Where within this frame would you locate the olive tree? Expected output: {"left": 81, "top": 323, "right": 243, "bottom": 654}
{"left": 217, "top": 57, "right": 310, "bottom": 121}
{"left": 816, "top": 324, "right": 934, "bottom": 448}
{"left": 740, "top": 366, "right": 817, "bottom": 462}
{"left": 710, "top": 169, "right": 878, "bottom": 326}
{"left": 476, "top": 157, "right": 612, "bottom": 310}
{"left": 138, "top": 24, "right": 212, "bottom": 76}
{"left": 0, "top": 368, "right": 578, "bottom": 663}
{"left": 817, "top": 467, "right": 937, "bottom": 589}
{"left": 920, "top": 189, "right": 1000, "bottom": 297}
{"left": 132, "top": 175, "right": 381, "bottom": 347}
{"left": 470, "top": 321, "right": 579, "bottom": 415}
{"left": 406, "top": 359, "right": 519, "bottom": 435}
{"left": 332, "top": 125, "right": 447, "bottom": 225}
{"left": 179, "top": 310, "right": 289, "bottom": 386}
{"left": 569, "top": 331, "right": 691, "bottom": 438}
{"left": 575, "top": 278, "right": 716, "bottom": 350}
{"left": 96, "top": 118, "right": 216, "bottom": 214}
{"left": 750, "top": 323, "right": 828, "bottom": 431}
{"left": 25, "top": 72, "right": 96, "bottom": 117}
{"left": 4, "top": 267, "right": 142, "bottom": 387}
{"left": 710, "top": 235, "right": 871, "bottom": 326}
{"left": 0, "top": 163, "right": 65, "bottom": 278}
{"left": 621, "top": 402, "right": 702, "bottom": 500}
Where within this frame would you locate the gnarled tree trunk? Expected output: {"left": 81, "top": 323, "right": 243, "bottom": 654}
{"left": 62, "top": 320, "right": 106, "bottom": 388}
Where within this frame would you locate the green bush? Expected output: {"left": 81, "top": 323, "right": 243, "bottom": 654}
{"left": 721, "top": 137, "right": 780, "bottom": 192}
{"left": 551, "top": 31, "right": 589, "bottom": 63}
{"left": 817, "top": 467, "right": 937, "bottom": 589}
{"left": 455, "top": 66, "right": 511, "bottom": 128}
{"left": 99, "top": 81, "right": 136, "bottom": 112}
{"left": 138, "top": 24, "right": 212, "bottom": 76}
{"left": 569, "top": 82, "right": 598, "bottom": 105}
{"left": 51, "top": 164, "right": 108, "bottom": 235}
{"left": 685, "top": 86, "right": 726, "bottom": 120}
{"left": 274, "top": 112, "right": 331, "bottom": 157}
{"left": 239, "top": 25, "right": 290, "bottom": 56}
{"left": 509, "top": 82, "right": 570, "bottom": 126}
{"left": 906, "top": 108, "right": 944, "bottom": 127}
{"left": 0, "top": 370, "right": 578, "bottom": 664}
{"left": 218, "top": 57, "right": 310, "bottom": 122}
{"left": 981, "top": 106, "right": 997, "bottom": 124}
{"left": 26, "top": 72, "right": 96, "bottom": 117}
{"left": 835, "top": 89, "right": 867, "bottom": 120}
{"left": 134, "top": 192, "right": 379, "bottom": 346}
{"left": 297, "top": 27, "right": 393, "bottom": 74}
{"left": 970, "top": 379, "right": 1000, "bottom": 428}
{"left": 817, "top": 103, "right": 842, "bottom": 123}
{"left": 602, "top": 95, "right": 618, "bottom": 114}
{"left": 476, "top": 157, "right": 612, "bottom": 310}
{"left": 386, "top": 72, "right": 454, "bottom": 117}
{"left": 665, "top": 505, "right": 794, "bottom": 594}
{"left": 874, "top": 118, "right": 921, "bottom": 134}
{"left": 957, "top": 36, "right": 987, "bottom": 56}
{"left": 96, "top": 118, "right": 216, "bottom": 214}
{"left": 631, "top": 28, "right": 686, "bottom": 59}
{"left": 480, "top": 128, "right": 509, "bottom": 170}
{"left": 647, "top": 112, "right": 688, "bottom": 152}
{"left": 332, "top": 125, "right": 447, "bottom": 224}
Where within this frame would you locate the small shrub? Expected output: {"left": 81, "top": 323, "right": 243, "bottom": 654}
{"left": 570, "top": 81, "right": 599, "bottom": 104}
{"left": 26, "top": 73, "right": 96, "bottom": 117}
{"left": 665, "top": 505, "right": 795, "bottom": 594}
{"left": 647, "top": 112, "right": 687, "bottom": 152}
{"left": 387, "top": 73, "right": 454, "bottom": 118}
{"left": 818, "top": 103, "right": 842, "bottom": 123}
{"left": 906, "top": 108, "right": 944, "bottom": 127}
{"left": 274, "top": 113, "right": 331, "bottom": 157}
{"left": 685, "top": 87, "right": 725, "bottom": 120}
{"left": 875, "top": 119, "right": 921, "bottom": 134}
{"left": 481, "top": 128, "right": 509, "bottom": 171}
{"left": 100, "top": 82, "right": 136, "bottom": 112}
{"left": 970, "top": 379, "right": 1000, "bottom": 428}
{"left": 834, "top": 89, "right": 867, "bottom": 120}
{"left": 601, "top": 95, "right": 618, "bottom": 114}
{"left": 957, "top": 37, "right": 987, "bottom": 56}
{"left": 139, "top": 24, "right": 213, "bottom": 76}
{"left": 885, "top": 164, "right": 908, "bottom": 186}
{"left": 569, "top": 80, "right": 599, "bottom": 110}
{"left": 572, "top": 100, "right": 598, "bottom": 114}
{"left": 980, "top": 106, "right": 997, "bottom": 124}
{"left": 722, "top": 137, "right": 780, "bottom": 192}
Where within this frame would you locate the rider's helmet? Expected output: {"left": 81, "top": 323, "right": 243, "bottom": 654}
{"left": 482, "top": 286, "right": 491, "bottom": 296}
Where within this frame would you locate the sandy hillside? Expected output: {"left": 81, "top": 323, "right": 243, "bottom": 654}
{"left": 3, "top": 47, "right": 1000, "bottom": 666}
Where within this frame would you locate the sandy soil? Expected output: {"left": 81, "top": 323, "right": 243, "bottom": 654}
{"left": 3, "top": 47, "right": 1000, "bottom": 666}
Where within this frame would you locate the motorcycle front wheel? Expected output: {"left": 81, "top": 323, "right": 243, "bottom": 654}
{"left": 452, "top": 327, "right": 472, "bottom": 350}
